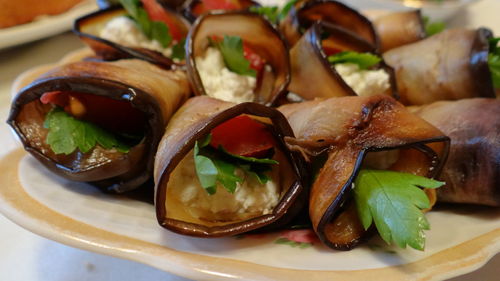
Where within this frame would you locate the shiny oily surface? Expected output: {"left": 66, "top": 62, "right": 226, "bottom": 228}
{"left": 0, "top": 148, "right": 499, "bottom": 280}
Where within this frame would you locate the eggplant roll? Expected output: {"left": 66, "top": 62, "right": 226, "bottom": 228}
{"left": 74, "top": 5, "right": 190, "bottom": 68}
{"left": 279, "top": 95, "right": 449, "bottom": 250}
{"left": 8, "top": 59, "right": 190, "bottom": 193}
{"left": 154, "top": 96, "right": 306, "bottom": 237}
{"left": 182, "top": 0, "right": 259, "bottom": 22}
{"left": 383, "top": 28, "right": 496, "bottom": 105}
{"left": 280, "top": 0, "right": 378, "bottom": 48}
{"left": 412, "top": 99, "right": 500, "bottom": 207}
{"left": 371, "top": 10, "right": 426, "bottom": 52}
{"left": 157, "top": 0, "right": 187, "bottom": 10}
{"left": 185, "top": 11, "right": 290, "bottom": 105}
{"left": 288, "top": 22, "right": 397, "bottom": 100}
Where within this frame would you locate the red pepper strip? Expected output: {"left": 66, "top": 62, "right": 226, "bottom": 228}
{"left": 243, "top": 43, "right": 265, "bottom": 74}
{"left": 40, "top": 91, "right": 68, "bottom": 108}
{"left": 210, "top": 115, "right": 275, "bottom": 158}
{"left": 40, "top": 91, "right": 145, "bottom": 134}
{"left": 141, "top": 0, "right": 184, "bottom": 41}
{"left": 322, "top": 40, "right": 343, "bottom": 56}
{"left": 202, "top": 0, "right": 242, "bottom": 11}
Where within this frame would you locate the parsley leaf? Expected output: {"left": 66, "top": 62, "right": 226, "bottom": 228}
{"left": 353, "top": 169, "right": 444, "bottom": 251}
{"left": 249, "top": 0, "right": 296, "bottom": 24}
{"left": 422, "top": 16, "right": 446, "bottom": 36}
{"left": 211, "top": 35, "right": 256, "bottom": 77}
{"left": 488, "top": 37, "right": 500, "bottom": 89}
{"left": 239, "top": 164, "right": 270, "bottom": 184}
{"left": 44, "top": 107, "right": 131, "bottom": 155}
{"left": 218, "top": 146, "right": 279, "bottom": 164}
{"left": 249, "top": 6, "right": 279, "bottom": 24}
{"left": 279, "top": 0, "right": 297, "bottom": 21}
{"left": 171, "top": 38, "right": 186, "bottom": 60}
{"left": 194, "top": 135, "right": 243, "bottom": 194}
{"left": 119, "top": 0, "right": 172, "bottom": 48}
{"left": 193, "top": 134, "right": 278, "bottom": 195}
{"left": 327, "top": 51, "right": 381, "bottom": 70}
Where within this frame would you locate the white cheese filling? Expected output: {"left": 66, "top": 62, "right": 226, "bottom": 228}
{"left": 100, "top": 16, "right": 173, "bottom": 57}
{"left": 334, "top": 63, "right": 390, "bottom": 97}
{"left": 195, "top": 47, "right": 256, "bottom": 103}
{"left": 167, "top": 150, "right": 280, "bottom": 222}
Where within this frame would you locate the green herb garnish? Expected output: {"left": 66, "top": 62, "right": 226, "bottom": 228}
{"left": 219, "top": 146, "right": 278, "bottom": 164}
{"left": 249, "top": 6, "right": 280, "bottom": 24}
{"left": 119, "top": 0, "right": 172, "bottom": 48}
{"left": 171, "top": 38, "right": 186, "bottom": 60}
{"left": 422, "top": 16, "right": 446, "bottom": 36}
{"left": 353, "top": 169, "right": 444, "bottom": 251}
{"left": 249, "top": 0, "right": 296, "bottom": 24}
{"left": 193, "top": 134, "right": 277, "bottom": 194}
{"left": 327, "top": 51, "right": 381, "bottom": 70}
{"left": 211, "top": 35, "right": 256, "bottom": 77}
{"left": 44, "top": 107, "right": 132, "bottom": 155}
{"left": 489, "top": 37, "right": 500, "bottom": 89}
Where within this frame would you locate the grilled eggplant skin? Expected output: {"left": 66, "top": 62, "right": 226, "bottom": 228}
{"left": 288, "top": 22, "right": 398, "bottom": 101}
{"left": 8, "top": 59, "right": 190, "bottom": 193}
{"left": 182, "top": 0, "right": 259, "bottom": 22}
{"left": 73, "top": 6, "right": 190, "bottom": 69}
{"left": 412, "top": 98, "right": 500, "bottom": 207}
{"left": 185, "top": 11, "right": 291, "bottom": 106}
{"left": 372, "top": 10, "right": 426, "bottom": 52}
{"left": 279, "top": 95, "right": 449, "bottom": 250}
{"left": 383, "top": 28, "right": 495, "bottom": 105}
{"left": 280, "top": 0, "right": 379, "bottom": 49}
{"left": 154, "top": 96, "right": 307, "bottom": 237}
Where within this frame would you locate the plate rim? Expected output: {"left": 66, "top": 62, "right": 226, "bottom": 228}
{"left": 0, "top": 0, "right": 97, "bottom": 50}
{"left": 0, "top": 149, "right": 499, "bottom": 281}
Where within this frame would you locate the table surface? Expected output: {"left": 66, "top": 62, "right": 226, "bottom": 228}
{"left": 0, "top": 1, "right": 499, "bottom": 280}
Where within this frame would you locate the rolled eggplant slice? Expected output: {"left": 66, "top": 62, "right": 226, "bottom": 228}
{"left": 182, "top": 0, "right": 259, "bottom": 22}
{"left": 154, "top": 96, "right": 306, "bottom": 237}
{"left": 157, "top": 0, "right": 188, "bottom": 10}
{"left": 372, "top": 10, "right": 426, "bottom": 52}
{"left": 383, "top": 28, "right": 495, "bottom": 105}
{"left": 288, "top": 22, "right": 397, "bottom": 100}
{"left": 73, "top": 6, "right": 190, "bottom": 68}
{"left": 8, "top": 59, "right": 190, "bottom": 193}
{"left": 279, "top": 95, "right": 449, "bottom": 250}
{"left": 280, "top": 0, "right": 378, "bottom": 48}
{"left": 412, "top": 99, "right": 500, "bottom": 207}
{"left": 185, "top": 11, "right": 290, "bottom": 106}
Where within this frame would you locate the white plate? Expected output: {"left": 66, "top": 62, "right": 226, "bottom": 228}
{"left": 0, "top": 0, "right": 98, "bottom": 50}
{"left": 0, "top": 149, "right": 498, "bottom": 281}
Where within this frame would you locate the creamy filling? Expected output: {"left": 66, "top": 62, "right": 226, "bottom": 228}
{"left": 100, "top": 16, "right": 173, "bottom": 57}
{"left": 334, "top": 63, "right": 390, "bottom": 97}
{"left": 195, "top": 47, "right": 256, "bottom": 103}
{"left": 167, "top": 150, "right": 280, "bottom": 222}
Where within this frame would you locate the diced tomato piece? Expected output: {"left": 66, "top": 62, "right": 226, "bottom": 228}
{"left": 141, "top": 0, "right": 185, "bottom": 41}
{"left": 40, "top": 91, "right": 145, "bottom": 134}
{"left": 40, "top": 91, "right": 69, "bottom": 108}
{"left": 322, "top": 40, "right": 343, "bottom": 56}
{"left": 202, "top": 0, "right": 242, "bottom": 10}
{"left": 210, "top": 115, "right": 275, "bottom": 158}
{"left": 243, "top": 43, "right": 265, "bottom": 74}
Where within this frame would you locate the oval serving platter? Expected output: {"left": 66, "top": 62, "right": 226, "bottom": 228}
{"left": 0, "top": 148, "right": 499, "bottom": 281}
